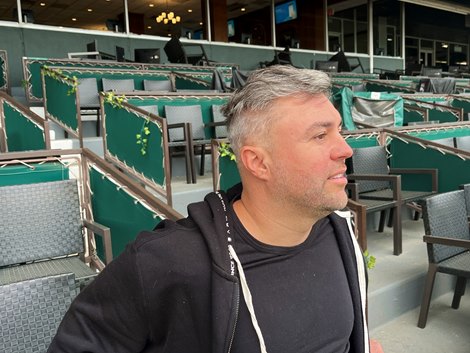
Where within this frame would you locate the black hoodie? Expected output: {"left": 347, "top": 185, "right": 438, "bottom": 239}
{"left": 48, "top": 184, "right": 369, "bottom": 353}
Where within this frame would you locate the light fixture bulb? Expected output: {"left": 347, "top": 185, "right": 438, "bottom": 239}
{"left": 172, "top": 18, "right": 176, "bottom": 24}
{"left": 168, "top": 12, "right": 174, "bottom": 19}
{"left": 164, "top": 18, "right": 168, "bottom": 24}
{"left": 161, "top": 11, "right": 166, "bottom": 18}
{"left": 176, "top": 16, "right": 181, "bottom": 22}
{"left": 156, "top": 16, "right": 161, "bottom": 22}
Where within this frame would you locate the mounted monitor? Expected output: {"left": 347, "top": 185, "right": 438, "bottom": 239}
{"left": 275, "top": 0, "right": 298, "bottom": 24}
{"left": 134, "top": 48, "right": 160, "bottom": 64}
{"left": 328, "top": 51, "right": 351, "bottom": 72}
{"left": 116, "top": 46, "right": 125, "bottom": 62}
{"left": 315, "top": 60, "right": 338, "bottom": 73}
{"left": 227, "top": 19, "right": 235, "bottom": 37}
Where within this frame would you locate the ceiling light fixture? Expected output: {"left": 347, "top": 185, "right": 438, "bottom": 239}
{"left": 188, "top": 9, "right": 193, "bottom": 13}
{"left": 40, "top": 3, "right": 46, "bottom": 6}
{"left": 149, "top": 3, "right": 154, "bottom": 7}
{"left": 156, "top": 0, "right": 181, "bottom": 24}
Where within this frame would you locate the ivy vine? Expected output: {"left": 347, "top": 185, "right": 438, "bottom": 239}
{"left": 103, "top": 91, "right": 126, "bottom": 109}
{"left": 363, "top": 249, "right": 376, "bottom": 270}
{"left": 136, "top": 119, "right": 151, "bottom": 156}
{"left": 41, "top": 66, "right": 78, "bottom": 95}
{"left": 218, "top": 142, "right": 236, "bottom": 161}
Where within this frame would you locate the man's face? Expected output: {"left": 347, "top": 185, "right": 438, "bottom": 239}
{"left": 265, "top": 94, "right": 353, "bottom": 217}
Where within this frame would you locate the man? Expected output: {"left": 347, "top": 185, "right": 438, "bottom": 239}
{"left": 48, "top": 65, "right": 372, "bottom": 353}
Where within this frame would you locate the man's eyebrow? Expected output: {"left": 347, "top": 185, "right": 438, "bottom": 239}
{"left": 304, "top": 121, "right": 341, "bottom": 135}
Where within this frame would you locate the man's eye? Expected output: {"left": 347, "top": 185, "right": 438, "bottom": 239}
{"left": 315, "top": 133, "right": 327, "bottom": 140}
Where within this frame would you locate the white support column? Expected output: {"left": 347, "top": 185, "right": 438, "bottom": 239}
{"left": 324, "top": 0, "right": 329, "bottom": 52}
{"left": 17, "top": 0, "right": 23, "bottom": 23}
{"left": 124, "top": 0, "right": 130, "bottom": 34}
{"left": 206, "top": 0, "right": 212, "bottom": 42}
{"left": 401, "top": 1, "right": 406, "bottom": 71}
{"left": 368, "top": 0, "right": 374, "bottom": 73}
{"left": 271, "top": 0, "right": 276, "bottom": 47}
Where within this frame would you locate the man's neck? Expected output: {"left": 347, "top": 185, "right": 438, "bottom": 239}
{"left": 232, "top": 193, "right": 320, "bottom": 247}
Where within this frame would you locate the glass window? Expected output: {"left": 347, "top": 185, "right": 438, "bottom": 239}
{"left": 227, "top": 1, "right": 272, "bottom": 46}
{"left": 327, "top": 2, "right": 368, "bottom": 54}
{"left": 450, "top": 44, "right": 467, "bottom": 66}
{"left": 435, "top": 42, "right": 449, "bottom": 68}
{"left": 373, "top": 0, "right": 401, "bottom": 57}
{"left": 19, "top": 0, "right": 126, "bottom": 32}
{"left": 0, "top": 0, "right": 19, "bottom": 22}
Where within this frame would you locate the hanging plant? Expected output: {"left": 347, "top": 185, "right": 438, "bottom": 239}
{"left": 41, "top": 66, "right": 78, "bottom": 95}
{"left": 136, "top": 118, "right": 151, "bottom": 156}
{"left": 363, "top": 249, "right": 376, "bottom": 270}
{"left": 218, "top": 142, "right": 236, "bottom": 161}
{"left": 103, "top": 91, "right": 126, "bottom": 109}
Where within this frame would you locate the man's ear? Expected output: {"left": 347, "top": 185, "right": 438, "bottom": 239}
{"left": 239, "top": 145, "right": 271, "bottom": 181}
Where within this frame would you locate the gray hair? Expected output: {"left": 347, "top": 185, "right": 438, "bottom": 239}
{"left": 221, "top": 65, "right": 332, "bottom": 157}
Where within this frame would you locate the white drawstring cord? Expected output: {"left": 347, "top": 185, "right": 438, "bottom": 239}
{"left": 228, "top": 245, "right": 268, "bottom": 353}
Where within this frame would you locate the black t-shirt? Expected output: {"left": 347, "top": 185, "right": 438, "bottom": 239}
{"left": 230, "top": 209, "right": 354, "bottom": 353}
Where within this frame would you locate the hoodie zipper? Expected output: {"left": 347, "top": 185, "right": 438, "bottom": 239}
{"left": 226, "top": 283, "right": 240, "bottom": 353}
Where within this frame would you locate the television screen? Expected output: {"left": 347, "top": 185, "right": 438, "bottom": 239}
{"left": 134, "top": 48, "right": 160, "bottom": 64}
{"left": 227, "top": 19, "right": 235, "bottom": 37}
{"left": 275, "top": 0, "right": 298, "bottom": 24}
{"left": 315, "top": 60, "right": 338, "bottom": 73}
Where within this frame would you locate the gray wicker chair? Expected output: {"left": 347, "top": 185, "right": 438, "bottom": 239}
{"left": 78, "top": 77, "right": 100, "bottom": 136}
{"left": 102, "top": 78, "right": 134, "bottom": 92}
{"left": 164, "top": 104, "right": 211, "bottom": 183}
{"left": 0, "top": 273, "right": 78, "bottom": 353}
{"left": 347, "top": 180, "right": 402, "bottom": 255}
{"left": 455, "top": 136, "right": 470, "bottom": 151}
{"left": 0, "top": 179, "right": 112, "bottom": 287}
{"left": 143, "top": 79, "right": 172, "bottom": 92}
{"left": 347, "top": 145, "right": 438, "bottom": 255}
{"left": 207, "top": 104, "right": 228, "bottom": 139}
{"left": 417, "top": 190, "right": 470, "bottom": 328}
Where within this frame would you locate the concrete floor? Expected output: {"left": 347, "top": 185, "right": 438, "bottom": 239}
{"left": 367, "top": 216, "right": 470, "bottom": 353}
{"left": 371, "top": 291, "right": 470, "bottom": 353}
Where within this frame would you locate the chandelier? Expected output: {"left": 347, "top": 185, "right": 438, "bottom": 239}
{"left": 156, "top": 0, "right": 181, "bottom": 24}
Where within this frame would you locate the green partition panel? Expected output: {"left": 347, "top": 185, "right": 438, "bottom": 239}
{"left": 24, "top": 57, "right": 230, "bottom": 102}
{"left": 403, "top": 107, "right": 425, "bottom": 125}
{"left": 58, "top": 68, "right": 171, "bottom": 91}
{"left": 128, "top": 96, "right": 229, "bottom": 139}
{"left": 451, "top": 96, "right": 470, "bottom": 121}
{"left": 389, "top": 137, "right": 470, "bottom": 192}
{"left": 43, "top": 74, "right": 78, "bottom": 132}
{"left": 104, "top": 101, "right": 166, "bottom": 186}
{"left": 0, "top": 162, "right": 69, "bottom": 187}
{"left": 175, "top": 75, "right": 211, "bottom": 90}
{"left": 404, "top": 99, "right": 460, "bottom": 123}
{"left": 219, "top": 154, "right": 241, "bottom": 192}
{"left": 364, "top": 80, "right": 415, "bottom": 93}
{"left": 24, "top": 58, "right": 147, "bottom": 101}
{"left": 89, "top": 167, "right": 162, "bottom": 259}
{"left": 407, "top": 127, "right": 470, "bottom": 141}
{"left": 344, "top": 135, "right": 380, "bottom": 148}
{"left": 3, "top": 100, "right": 47, "bottom": 151}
